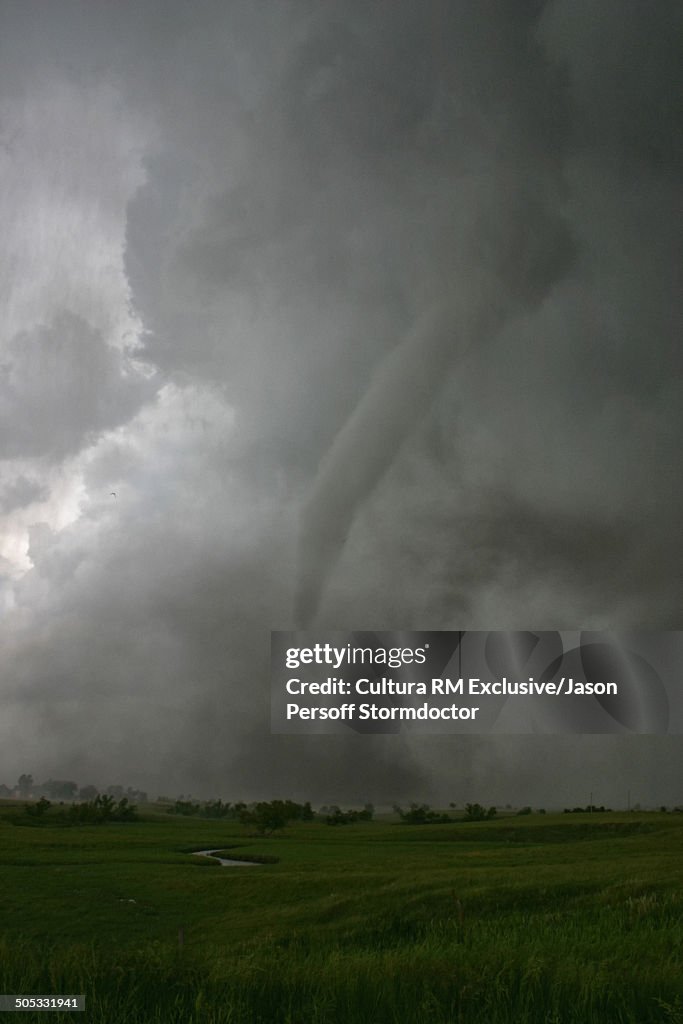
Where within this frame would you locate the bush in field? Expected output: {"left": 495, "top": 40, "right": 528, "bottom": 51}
{"left": 24, "top": 797, "right": 51, "bottom": 819}
{"left": 325, "top": 804, "right": 374, "bottom": 825}
{"left": 170, "top": 800, "right": 202, "bottom": 816}
{"left": 464, "top": 803, "right": 497, "bottom": 821}
{"left": 200, "top": 799, "right": 234, "bottom": 819}
{"left": 170, "top": 799, "right": 240, "bottom": 818}
{"left": 393, "top": 803, "right": 452, "bottom": 825}
{"left": 241, "top": 802, "right": 289, "bottom": 835}
{"left": 240, "top": 799, "right": 314, "bottom": 835}
{"left": 56, "top": 795, "right": 138, "bottom": 825}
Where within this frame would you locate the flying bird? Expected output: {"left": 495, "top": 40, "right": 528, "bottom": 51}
{"left": 110, "top": 492, "right": 117, "bottom": 498}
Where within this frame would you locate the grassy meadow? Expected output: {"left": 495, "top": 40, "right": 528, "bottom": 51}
{"left": 0, "top": 805, "right": 682, "bottom": 1023}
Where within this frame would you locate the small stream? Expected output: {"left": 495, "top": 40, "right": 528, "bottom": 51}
{"left": 192, "top": 848, "right": 261, "bottom": 867}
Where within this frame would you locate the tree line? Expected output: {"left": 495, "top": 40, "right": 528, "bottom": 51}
{"left": 24, "top": 794, "right": 138, "bottom": 825}
{"left": 0, "top": 774, "right": 147, "bottom": 804}
{"left": 393, "top": 802, "right": 497, "bottom": 824}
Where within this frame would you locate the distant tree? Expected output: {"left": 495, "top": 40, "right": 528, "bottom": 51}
{"left": 564, "top": 805, "right": 611, "bottom": 814}
{"left": 121, "top": 787, "right": 147, "bottom": 803}
{"left": 239, "top": 799, "right": 312, "bottom": 835}
{"left": 25, "top": 797, "right": 51, "bottom": 818}
{"left": 325, "top": 804, "right": 374, "bottom": 825}
{"left": 241, "top": 800, "right": 290, "bottom": 835}
{"left": 394, "top": 803, "right": 451, "bottom": 825}
{"left": 79, "top": 785, "right": 99, "bottom": 801}
{"left": 196, "top": 799, "right": 249, "bottom": 820}
{"left": 43, "top": 780, "right": 78, "bottom": 801}
{"left": 171, "top": 800, "right": 201, "bottom": 816}
{"left": 112, "top": 797, "right": 137, "bottom": 821}
{"left": 96, "top": 794, "right": 116, "bottom": 820}
{"left": 200, "top": 799, "right": 231, "bottom": 819}
{"left": 464, "top": 803, "right": 496, "bottom": 822}
{"left": 17, "top": 774, "right": 33, "bottom": 799}
{"left": 57, "top": 795, "right": 137, "bottom": 826}
{"left": 301, "top": 801, "right": 315, "bottom": 821}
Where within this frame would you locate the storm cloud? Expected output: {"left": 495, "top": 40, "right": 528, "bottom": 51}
{"left": 0, "top": 1, "right": 680, "bottom": 806}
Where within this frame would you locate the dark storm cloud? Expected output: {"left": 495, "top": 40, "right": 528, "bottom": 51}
{"left": 0, "top": 1, "right": 680, "bottom": 804}
{"left": 539, "top": 0, "right": 683, "bottom": 168}
{"left": 3, "top": 421, "right": 424, "bottom": 801}
{"left": 0, "top": 312, "right": 154, "bottom": 459}
{"left": 120, "top": 1, "right": 572, "bottom": 470}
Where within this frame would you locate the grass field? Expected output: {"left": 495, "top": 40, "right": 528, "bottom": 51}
{"left": 1, "top": 806, "right": 682, "bottom": 1022}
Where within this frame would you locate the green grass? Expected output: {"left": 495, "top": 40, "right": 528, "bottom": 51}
{"left": 0, "top": 808, "right": 682, "bottom": 1022}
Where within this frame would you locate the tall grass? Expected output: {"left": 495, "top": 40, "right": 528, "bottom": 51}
{"left": 2, "top": 898, "right": 682, "bottom": 1023}
{"left": 1, "top": 812, "right": 682, "bottom": 1022}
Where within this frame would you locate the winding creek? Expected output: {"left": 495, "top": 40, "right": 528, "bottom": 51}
{"left": 192, "top": 848, "right": 261, "bottom": 867}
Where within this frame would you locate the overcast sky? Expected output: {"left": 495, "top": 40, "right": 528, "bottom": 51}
{"left": 0, "top": 1, "right": 681, "bottom": 807}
